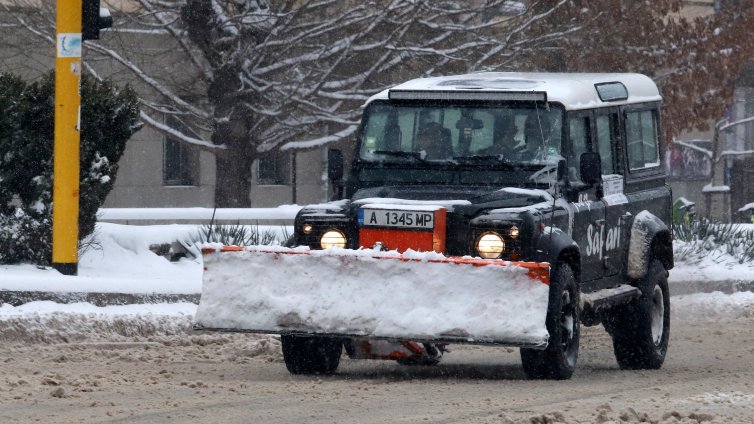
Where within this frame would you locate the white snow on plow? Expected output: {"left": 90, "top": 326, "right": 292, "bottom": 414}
{"left": 194, "top": 247, "right": 550, "bottom": 346}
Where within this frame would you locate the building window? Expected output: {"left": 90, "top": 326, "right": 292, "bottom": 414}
{"left": 163, "top": 116, "right": 198, "bottom": 186}
{"left": 257, "top": 153, "right": 290, "bottom": 185}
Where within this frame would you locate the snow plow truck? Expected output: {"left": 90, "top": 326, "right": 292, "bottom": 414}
{"left": 195, "top": 73, "right": 673, "bottom": 380}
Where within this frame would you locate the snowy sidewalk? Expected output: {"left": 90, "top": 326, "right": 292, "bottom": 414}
{"left": 0, "top": 223, "right": 203, "bottom": 307}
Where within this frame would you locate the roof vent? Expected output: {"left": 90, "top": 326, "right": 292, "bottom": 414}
{"left": 595, "top": 82, "right": 629, "bottom": 102}
{"left": 436, "top": 79, "right": 541, "bottom": 90}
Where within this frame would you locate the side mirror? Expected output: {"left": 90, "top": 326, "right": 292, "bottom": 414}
{"left": 327, "top": 149, "right": 344, "bottom": 182}
{"left": 579, "top": 152, "right": 602, "bottom": 185}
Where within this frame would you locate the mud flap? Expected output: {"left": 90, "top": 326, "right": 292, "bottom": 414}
{"left": 194, "top": 246, "right": 551, "bottom": 348}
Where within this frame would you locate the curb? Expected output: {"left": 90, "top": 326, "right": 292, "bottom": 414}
{"left": 668, "top": 280, "right": 754, "bottom": 296}
{"left": 0, "top": 290, "right": 200, "bottom": 307}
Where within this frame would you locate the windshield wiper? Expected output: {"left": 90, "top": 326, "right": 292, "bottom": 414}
{"left": 453, "top": 155, "right": 515, "bottom": 167}
{"left": 371, "top": 150, "right": 425, "bottom": 162}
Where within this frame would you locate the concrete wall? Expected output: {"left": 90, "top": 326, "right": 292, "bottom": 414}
{"left": 248, "top": 148, "right": 333, "bottom": 207}
{"left": 103, "top": 126, "right": 216, "bottom": 207}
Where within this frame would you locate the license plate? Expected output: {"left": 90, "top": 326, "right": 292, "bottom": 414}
{"left": 359, "top": 208, "right": 434, "bottom": 230}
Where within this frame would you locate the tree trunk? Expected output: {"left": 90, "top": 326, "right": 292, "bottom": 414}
{"left": 212, "top": 112, "right": 255, "bottom": 207}
{"left": 214, "top": 147, "right": 253, "bottom": 207}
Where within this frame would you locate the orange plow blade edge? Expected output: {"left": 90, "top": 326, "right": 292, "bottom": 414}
{"left": 194, "top": 246, "right": 551, "bottom": 348}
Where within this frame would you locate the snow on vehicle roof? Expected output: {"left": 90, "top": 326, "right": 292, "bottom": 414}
{"left": 368, "top": 72, "right": 661, "bottom": 110}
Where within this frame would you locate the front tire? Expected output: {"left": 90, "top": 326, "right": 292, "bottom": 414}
{"left": 281, "top": 335, "right": 342, "bottom": 375}
{"left": 520, "top": 263, "right": 580, "bottom": 380}
{"left": 607, "top": 259, "right": 670, "bottom": 369}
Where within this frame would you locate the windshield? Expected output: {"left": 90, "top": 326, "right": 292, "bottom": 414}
{"left": 358, "top": 102, "right": 564, "bottom": 165}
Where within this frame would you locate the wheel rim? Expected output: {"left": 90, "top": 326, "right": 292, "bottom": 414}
{"left": 560, "top": 289, "right": 577, "bottom": 366}
{"left": 650, "top": 284, "right": 665, "bottom": 345}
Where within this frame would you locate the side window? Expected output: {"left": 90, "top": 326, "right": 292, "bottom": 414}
{"left": 361, "top": 111, "right": 388, "bottom": 153}
{"left": 595, "top": 114, "right": 616, "bottom": 175}
{"left": 568, "top": 116, "right": 590, "bottom": 182}
{"left": 626, "top": 110, "right": 659, "bottom": 171}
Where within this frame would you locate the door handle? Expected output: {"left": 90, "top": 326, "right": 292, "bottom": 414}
{"left": 595, "top": 219, "right": 606, "bottom": 226}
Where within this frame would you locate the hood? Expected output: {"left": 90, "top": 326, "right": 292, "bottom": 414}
{"left": 351, "top": 185, "right": 552, "bottom": 212}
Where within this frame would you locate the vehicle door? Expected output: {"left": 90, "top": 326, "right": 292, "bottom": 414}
{"left": 621, "top": 106, "right": 670, "bottom": 259}
{"left": 596, "top": 108, "right": 629, "bottom": 277}
{"left": 566, "top": 112, "right": 605, "bottom": 283}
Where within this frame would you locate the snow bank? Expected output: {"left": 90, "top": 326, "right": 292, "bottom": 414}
{"left": 195, "top": 248, "right": 550, "bottom": 346}
{"left": 0, "top": 301, "right": 197, "bottom": 343}
{"left": 0, "top": 223, "right": 202, "bottom": 295}
{"left": 0, "top": 301, "right": 196, "bottom": 318}
{"left": 673, "top": 291, "right": 754, "bottom": 321}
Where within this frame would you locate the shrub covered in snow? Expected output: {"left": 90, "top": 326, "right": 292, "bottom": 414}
{"left": 673, "top": 218, "right": 754, "bottom": 264}
{"left": 191, "top": 224, "right": 290, "bottom": 247}
{"left": 0, "top": 72, "right": 141, "bottom": 265}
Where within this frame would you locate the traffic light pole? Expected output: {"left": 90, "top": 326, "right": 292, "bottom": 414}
{"left": 52, "top": 0, "right": 83, "bottom": 275}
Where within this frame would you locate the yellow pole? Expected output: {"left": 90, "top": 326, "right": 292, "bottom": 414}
{"left": 52, "top": 0, "right": 82, "bottom": 275}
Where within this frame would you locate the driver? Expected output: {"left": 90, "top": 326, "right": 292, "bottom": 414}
{"left": 415, "top": 122, "right": 452, "bottom": 160}
{"left": 517, "top": 112, "right": 553, "bottom": 160}
{"left": 478, "top": 114, "right": 518, "bottom": 156}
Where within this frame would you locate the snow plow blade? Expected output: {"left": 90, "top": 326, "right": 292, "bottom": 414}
{"left": 194, "top": 246, "right": 551, "bottom": 348}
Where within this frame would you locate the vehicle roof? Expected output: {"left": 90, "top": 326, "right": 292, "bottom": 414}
{"left": 368, "top": 72, "right": 661, "bottom": 110}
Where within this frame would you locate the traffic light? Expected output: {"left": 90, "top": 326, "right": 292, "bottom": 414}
{"left": 82, "top": 0, "right": 113, "bottom": 40}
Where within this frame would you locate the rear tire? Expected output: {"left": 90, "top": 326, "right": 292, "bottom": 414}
{"left": 281, "top": 335, "right": 342, "bottom": 375}
{"left": 520, "top": 263, "right": 580, "bottom": 380}
{"left": 607, "top": 259, "right": 670, "bottom": 369}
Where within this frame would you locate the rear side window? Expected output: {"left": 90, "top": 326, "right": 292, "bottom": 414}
{"left": 595, "top": 114, "right": 616, "bottom": 175}
{"left": 625, "top": 110, "right": 659, "bottom": 171}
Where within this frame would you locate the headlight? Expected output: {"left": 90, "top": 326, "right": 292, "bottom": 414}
{"left": 476, "top": 232, "right": 505, "bottom": 259}
{"left": 320, "top": 229, "right": 347, "bottom": 249}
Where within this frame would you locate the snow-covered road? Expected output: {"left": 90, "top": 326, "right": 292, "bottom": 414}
{"left": 0, "top": 295, "right": 753, "bottom": 423}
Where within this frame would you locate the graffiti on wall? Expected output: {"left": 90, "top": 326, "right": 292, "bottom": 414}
{"left": 665, "top": 141, "right": 712, "bottom": 180}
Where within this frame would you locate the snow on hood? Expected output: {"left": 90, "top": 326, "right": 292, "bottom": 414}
{"left": 352, "top": 185, "right": 481, "bottom": 202}
{"left": 478, "top": 188, "right": 554, "bottom": 214}
{"left": 354, "top": 197, "right": 471, "bottom": 209}
{"left": 497, "top": 187, "right": 553, "bottom": 201}
{"left": 351, "top": 186, "right": 553, "bottom": 211}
